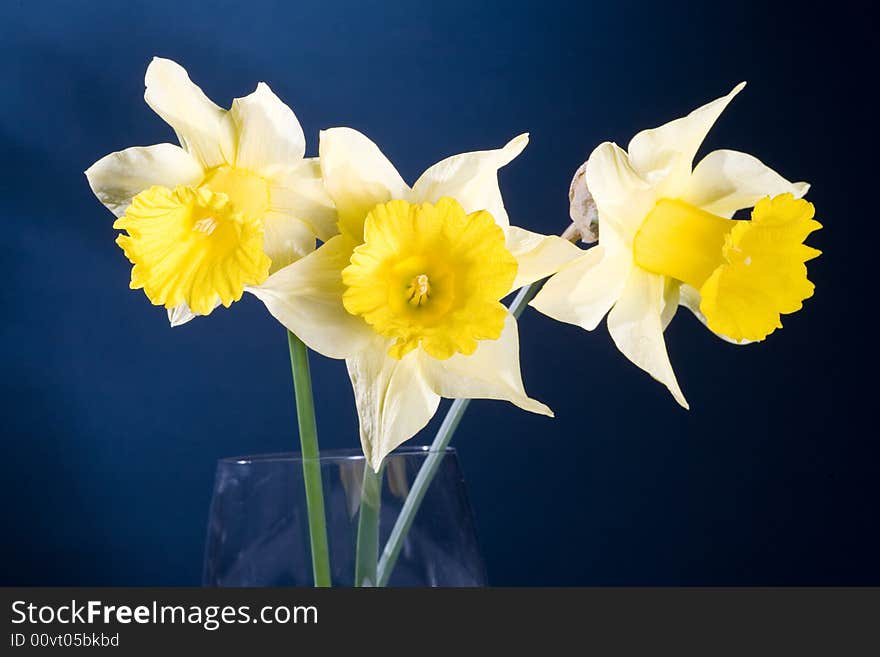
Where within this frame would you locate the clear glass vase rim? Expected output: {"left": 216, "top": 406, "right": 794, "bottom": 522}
{"left": 218, "top": 445, "right": 456, "bottom": 466}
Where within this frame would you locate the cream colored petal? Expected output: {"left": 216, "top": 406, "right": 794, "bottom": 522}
{"left": 506, "top": 226, "right": 584, "bottom": 289}
{"left": 530, "top": 245, "right": 631, "bottom": 331}
{"left": 660, "top": 278, "right": 680, "bottom": 331}
{"left": 262, "top": 212, "right": 316, "bottom": 274}
{"left": 319, "top": 128, "right": 409, "bottom": 236}
{"left": 627, "top": 83, "right": 746, "bottom": 197}
{"left": 347, "top": 339, "right": 441, "bottom": 472}
{"left": 410, "top": 134, "right": 528, "bottom": 229}
{"left": 607, "top": 267, "right": 689, "bottom": 408}
{"left": 583, "top": 142, "right": 656, "bottom": 244}
{"left": 85, "top": 143, "right": 203, "bottom": 217}
{"left": 320, "top": 128, "right": 409, "bottom": 198}
{"left": 683, "top": 149, "right": 810, "bottom": 218}
{"left": 679, "top": 284, "right": 753, "bottom": 346}
{"left": 144, "top": 57, "right": 233, "bottom": 169}
{"left": 247, "top": 235, "right": 372, "bottom": 359}
{"left": 268, "top": 158, "right": 338, "bottom": 242}
{"left": 418, "top": 313, "right": 553, "bottom": 417}
{"left": 226, "top": 82, "right": 306, "bottom": 171}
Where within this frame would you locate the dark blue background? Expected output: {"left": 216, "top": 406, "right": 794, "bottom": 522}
{"left": 2, "top": 0, "right": 875, "bottom": 585}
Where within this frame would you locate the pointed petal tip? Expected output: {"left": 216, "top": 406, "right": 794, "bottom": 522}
{"left": 253, "top": 81, "right": 274, "bottom": 96}
{"left": 588, "top": 140, "right": 619, "bottom": 161}
{"left": 83, "top": 158, "right": 107, "bottom": 185}
{"left": 663, "top": 369, "right": 690, "bottom": 410}
{"left": 145, "top": 56, "right": 181, "bottom": 80}
{"left": 84, "top": 154, "right": 109, "bottom": 184}
{"left": 794, "top": 181, "right": 811, "bottom": 198}
{"left": 318, "top": 126, "right": 357, "bottom": 152}
{"left": 525, "top": 399, "right": 554, "bottom": 417}
{"left": 499, "top": 133, "right": 529, "bottom": 164}
{"left": 672, "top": 389, "right": 690, "bottom": 410}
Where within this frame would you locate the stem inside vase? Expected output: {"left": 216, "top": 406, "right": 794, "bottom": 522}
{"left": 354, "top": 463, "right": 384, "bottom": 586}
{"left": 286, "top": 330, "right": 332, "bottom": 587}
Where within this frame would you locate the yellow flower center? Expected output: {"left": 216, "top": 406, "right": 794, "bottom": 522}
{"left": 113, "top": 165, "right": 274, "bottom": 316}
{"left": 633, "top": 193, "right": 821, "bottom": 342}
{"left": 201, "top": 165, "right": 271, "bottom": 220}
{"left": 114, "top": 185, "right": 271, "bottom": 315}
{"left": 342, "top": 197, "right": 518, "bottom": 360}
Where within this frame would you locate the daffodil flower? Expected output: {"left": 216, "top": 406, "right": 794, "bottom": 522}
{"left": 251, "top": 129, "right": 581, "bottom": 469}
{"left": 531, "top": 84, "right": 821, "bottom": 408}
{"left": 85, "top": 58, "right": 335, "bottom": 325}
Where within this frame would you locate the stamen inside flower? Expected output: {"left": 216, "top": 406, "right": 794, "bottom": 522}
{"left": 114, "top": 185, "right": 271, "bottom": 315}
{"left": 407, "top": 274, "right": 431, "bottom": 306}
{"left": 341, "top": 197, "right": 518, "bottom": 360}
{"left": 633, "top": 194, "right": 821, "bottom": 342}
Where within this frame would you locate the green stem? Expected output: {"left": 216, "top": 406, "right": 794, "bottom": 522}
{"left": 287, "top": 330, "right": 332, "bottom": 588}
{"left": 354, "top": 463, "right": 384, "bottom": 587}
{"left": 375, "top": 280, "right": 545, "bottom": 586}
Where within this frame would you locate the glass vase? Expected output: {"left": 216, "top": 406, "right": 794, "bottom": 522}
{"left": 203, "top": 447, "right": 486, "bottom": 586}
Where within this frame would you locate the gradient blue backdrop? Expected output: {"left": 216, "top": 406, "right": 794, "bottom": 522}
{"left": 2, "top": 0, "right": 875, "bottom": 585}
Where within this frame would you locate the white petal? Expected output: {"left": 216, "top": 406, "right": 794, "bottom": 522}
{"left": 319, "top": 128, "right": 409, "bottom": 233}
{"left": 247, "top": 235, "right": 372, "bottom": 359}
{"left": 410, "top": 134, "right": 528, "bottom": 229}
{"left": 85, "top": 143, "right": 203, "bottom": 217}
{"left": 627, "top": 83, "right": 746, "bottom": 197}
{"left": 607, "top": 267, "right": 689, "bottom": 408}
{"left": 262, "top": 212, "right": 316, "bottom": 273}
{"left": 506, "top": 226, "right": 583, "bottom": 289}
{"left": 679, "top": 284, "right": 753, "bottom": 346}
{"left": 530, "top": 245, "right": 631, "bottom": 331}
{"left": 683, "top": 149, "right": 810, "bottom": 217}
{"left": 168, "top": 303, "right": 197, "bottom": 327}
{"left": 166, "top": 299, "right": 221, "bottom": 327}
{"left": 144, "top": 57, "right": 233, "bottom": 169}
{"left": 268, "top": 158, "right": 338, "bottom": 242}
{"left": 583, "top": 142, "right": 656, "bottom": 244}
{"left": 418, "top": 313, "right": 553, "bottom": 416}
{"left": 226, "top": 82, "right": 306, "bottom": 171}
{"left": 347, "top": 339, "right": 441, "bottom": 472}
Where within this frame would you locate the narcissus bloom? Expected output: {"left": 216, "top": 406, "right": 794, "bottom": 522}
{"left": 86, "top": 58, "right": 334, "bottom": 325}
{"left": 251, "top": 129, "right": 580, "bottom": 469}
{"left": 531, "top": 84, "right": 821, "bottom": 408}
